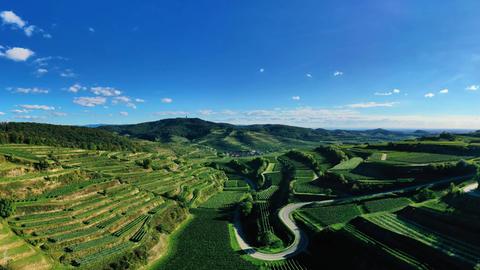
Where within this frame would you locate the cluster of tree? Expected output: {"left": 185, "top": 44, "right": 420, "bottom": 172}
{"left": 315, "top": 145, "right": 349, "bottom": 164}
{"left": 226, "top": 157, "right": 267, "bottom": 186}
{"left": 0, "top": 198, "right": 15, "bottom": 218}
{"left": 285, "top": 150, "right": 321, "bottom": 173}
{"left": 135, "top": 158, "right": 152, "bottom": 169}
{"left": 424, "top": 160, "right": 477, "bottom": 177}
{"left": 0, "top": 122, "right": 136, "bottom": 151}
{"left": 370, "top": 141, "right": 480, "bottom": 156}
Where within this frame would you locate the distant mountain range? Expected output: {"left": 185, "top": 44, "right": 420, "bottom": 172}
{"left": 98, "top": 118, "right": 424, "bottom": 152}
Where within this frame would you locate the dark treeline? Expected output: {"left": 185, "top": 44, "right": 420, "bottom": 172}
{"left": 0, "top": 122, "right": 136, "bottom": 151}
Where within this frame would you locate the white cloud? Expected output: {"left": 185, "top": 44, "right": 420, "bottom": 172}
{"left": 439, "top": 89, "right": 449, "bottom": 94}
{"left": 346, "top": 102, "right": 397, "bottom": 109}
{"left": 424, "top": 93, "right": 435, "bottom": 98}
{"left": 466, "top": 85, "right": 479, "bottom": 91}
{"left": 333, "top": 71, "right": 343, "bottom": 76}
{"left": 306, "top": 73, "right": 312, "bottom": 78}
{"left": 112, "top": 96, "right": 137, "bottom": 109}
{"left": 35, "top": 68, "right": 48, "bottom": 76}
{"left": 51, "top": 112, "right": 67, "bottom": 117}
{"left": 0, "top": 11, "right": 26, "bottom": 28}
{"left": 11, "top": 109, "right": 29, "bottom": 113}
{"left": 259, "top": 68, "right": 264, "bottom": 73}
{"left": 374, "top": 89, "right": 400, "bottom": 96}
{"left": 1, "top": 47, "right": 35, "bottom": 62}
{"left": 135, "top": 98, "right": 145, "bottom": 103}
{"left": 24, "top": 25, "right": 35, "bottom": 36}
{"left": 60, "top": 69, "right": 76, "bottom": 78}
{"left": 119, "top": 111, "right": 129, "bottom": 116}
{"left": 0, "top": 11, "right": 49, "bottom": 38}
{"left": 161, "top": 97, "right": 173, "bottom": 103}
{"left": 20, "top": 104, "right": 55, "bottom": 111}
{"left": 374, "top": 92, "right": 393, "bottom": 96}
{"left": 0, "top": 112, "right": 5, "bottom": 116}
{"left": 73, "top": 97, "right": 106, "bottom": 107}
{"left": 14, "top": 115, "right": 45, "bottom": 120}
{"left": 292, "top": 96, "right": 301, "bottom": 101}
{"left": 154, "top": 111, "right": 189, "bottom": 116}
{"left": 199, "top": 109, "right": 214, "bottom": 116}
{"left": 33, "top": 56, "right": 67, "bottom": 67}
{"left": 221, "top": 110, "right": 237, "bottom": 116}
{"left": 68, "top": 83, "right": 86, "bottom": 93}
{"left": 11, "top": 87, "right": 49, "bottom": 94}
{"left": 91, "top": 86, "right": 122, "bottom": 96}
{"left": 88, "top": 27, "right": 95, "bottom": 33}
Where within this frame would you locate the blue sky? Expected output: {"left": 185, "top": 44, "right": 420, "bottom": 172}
{"left": 1, "top": 1, "right": 480, "bottom": 129}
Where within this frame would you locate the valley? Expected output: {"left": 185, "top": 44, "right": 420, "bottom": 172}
{"left": 1, "top": 119, "right": 479, "bottom": 269}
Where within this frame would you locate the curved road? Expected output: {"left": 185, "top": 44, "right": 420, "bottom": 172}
{"left": 233, "top": 176, "right": 477, "bottom": 261}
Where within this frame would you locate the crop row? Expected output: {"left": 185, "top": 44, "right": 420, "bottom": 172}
{"left": 367, "top": 214, "right": 480, "bottom": 264}
{"left": 72, "top": 241, "right": 134, "bottom": 266}
{"left": 112, "top": 215, "right": 149, "bottom": 237}
{"left": 66, "top": 235, "right": 117, "bottom": 253}
{"left": 256, "top": 186, "right": 279, "bottom": 201}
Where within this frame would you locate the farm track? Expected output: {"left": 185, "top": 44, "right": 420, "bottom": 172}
{"left": 233, "top": 175, "right": 476, "bottom": 261}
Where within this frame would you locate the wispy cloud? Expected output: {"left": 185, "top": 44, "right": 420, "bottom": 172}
{"left": 14, "top": 115, "right": 45, "bottom": 120}
{"left": 0, "top": 112, "right": 5, "bottom": 116}
{"left": 112, "top": 96, "right": 137, "bottom": 109}
{"left": 374, "top": 88, "right": 401, "bottom": 96}
{"left": 154, "top": 111, "right": 189, "bottom": 116}
{"left": 10, "top": 87, "right": 49, "bottom": 94}
{"left": 35, "top": 68, "right": 48, "bottom": 76}
{"left": 135, "top": 98, "right": 145, "bottom": 103}
{"left": 346, "top": 102, "right": 397, "bottom": 108}
{"left": 60, "top": 69, "right": 76, "bottom": 78}
{"left": 20, "top": 104, "right": 55, "bottom": 111}
{"left": 0, "top": 10, "right": 50, "bottom": 38}
{"left": 11, "top": 109, "right": 29, "bottom": 113}
{"left": 259, "top": 68, "right": 264, "bottom": 73}
{"left": 91, "top": 86, "right": 122, "bottom": 96}
{"left": 73, "top": 97, "right": 106, "bottom": 107}
{"left": 51, "top": 112, "right": 67, "bottom": 117}
{"left": 466, "top": 85, "right": 479, "bottom": 91}
{"left": 333, "top": 70, "right": 343, "bottom": 76}
{"left": 439, "top": 88, "right": 448, "bottom": 94}
{"left": 306, "top": 73, "right": 312, "bottom": 78}
{"left": 292, "top": 96, "right": 301, "bottom": 101}
{"left": 88, "top": 27, "right": 95, "bottom": 33}
{"left": 68, "top": 83, "right": 86, "bottom": 93}
{"left": 161, "top": 97, "right": 173, "bottom": 103}
{"left": 119, "top": 111, "right": 128, "bottom": 116}
{"left": 424, "top": 93, "right": 435, "bottom": 98}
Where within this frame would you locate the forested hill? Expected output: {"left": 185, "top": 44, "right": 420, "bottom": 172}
{"left": 0, "top": 122, "right": 136, "bottom": 151}
{"left": 100, "top": 118, "right": 234, "bottom": 141}
{"left": 99, "top": 118, "right": 417, "bottom": 151}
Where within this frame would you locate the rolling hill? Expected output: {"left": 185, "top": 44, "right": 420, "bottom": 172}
{"left": 99, "top": 118, "right": 417, "bottom": 152}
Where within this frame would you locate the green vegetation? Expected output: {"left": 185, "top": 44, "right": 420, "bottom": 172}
{"left": 3, "top": 120, "right": 480, "bottom": 270}
{"left": 0, "top": 198, "right": 15, "bottom": 218}
{"left": 0, "top": 122, "right": 135, "bottom": 151}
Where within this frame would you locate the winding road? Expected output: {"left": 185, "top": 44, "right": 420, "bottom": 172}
{"left": 233, "top": 176, "right": 477, "bottom": 261}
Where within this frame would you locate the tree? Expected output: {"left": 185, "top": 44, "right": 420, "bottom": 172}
{"left": 0, "top": 198, "right": 15, "bottom": 218}
{"left": 240, "top": 201, "right": 253, "bottom": 217}
{"left": 142, "top": 159, "right": 152, "bottom": 169}
{"left": 258, "top": 231, "right": 283, "bottom": 248}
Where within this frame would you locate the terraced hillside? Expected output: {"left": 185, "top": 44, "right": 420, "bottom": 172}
{"left": 0, "top": 143, "right": 226, "bottom": 269}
